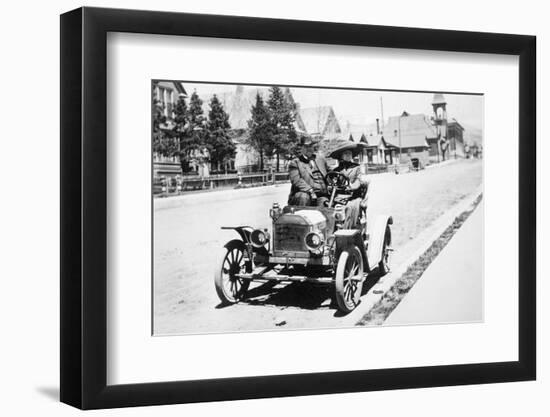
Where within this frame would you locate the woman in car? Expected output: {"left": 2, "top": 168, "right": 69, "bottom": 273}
{"left": 329, "top": 142, "right": 369, "bottom": 229}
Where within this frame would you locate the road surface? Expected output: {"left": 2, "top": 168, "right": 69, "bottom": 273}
{"left": 153, "top": 159, "right": 483, "bottom": 335}
{"left": 384, "top": 201, "right": 483, "bottom": 325}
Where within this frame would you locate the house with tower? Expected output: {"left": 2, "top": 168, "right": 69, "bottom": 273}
{"left": 428, "top": 93, "right": 466, "bottom": 161}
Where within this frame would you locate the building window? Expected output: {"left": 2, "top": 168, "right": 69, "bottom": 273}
{"left": 163, "top": 88, "right": 168, "bottom": 117}
{"left": 154, "top": 86, "right": 160, "bottom": 102}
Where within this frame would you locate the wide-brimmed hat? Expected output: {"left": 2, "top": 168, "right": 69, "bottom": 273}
{"left": 328, "top": 142, "right": 367, "bottom": 159}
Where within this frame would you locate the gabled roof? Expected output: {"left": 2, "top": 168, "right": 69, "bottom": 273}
{"left": 447, "top": 118, "right": 465, "bottom": 131}
{"left": 381, "top": 113, "right": 437, "bottom": 148}
{"left": 198, "top": 86, "right": 307, "bottom": 133}
{"left": 341, "top": 129, "right": 374, "bottom": 146}
{"left": 343, "top": 122, "right": 379, "bottom": 136}
{"left": 341, "top": 129, "right": 367, "bottom": 143}
{"left": 154, "top": 81, "right": 188, "bottom": 97}
{"left": 383, "top": 113, "right": 437, "bottom": 138}
{"left": 385, "top": 133, "right": 429, "bottom": 149}
{"left": 298, "top": 106, "right": 341, "bottom": 136}
{"left": 204, "top": 86, "right": 271, "bottom": 130}
{"left": 371, "top": 134, "right": 398, "bottom": 149}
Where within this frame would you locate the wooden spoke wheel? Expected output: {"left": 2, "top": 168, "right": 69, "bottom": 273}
{"left": 379, "top": 226, "right": 392, "bottom": 276}
{"left": 334, "top": 245, "right": 364, "bottom": 313}
{"left": 214, "top": 240, "right": 251, "bottom": 305}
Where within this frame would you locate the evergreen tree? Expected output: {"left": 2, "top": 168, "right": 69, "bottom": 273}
{"left": 152, "top": 98, "right": 166, "bottom": 154}
{"left": 267, "top": 86, "right": 298, "bottom": 171}
{"left": 176, "top": 91, "right": 206, "bottom": 172}
{"left": 152, "top": 98, "right": 178, "bottom": 157}
{"left": 171, "top": 94, "right": 192, "bottom": 171}
{"left": 245, "top": 92, "right": 274, "bottom": 171}
{"left": 206, "top": 95, "right": 235, "bottom": 172}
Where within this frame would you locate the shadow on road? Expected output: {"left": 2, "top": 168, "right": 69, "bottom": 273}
{"left": 362, "top": 269, "right": 384, "bottom": 295}
{"left": 239, "top": 270, "right": 384, "bottom": 313}
{"left": 215, "top": 270, "right": 384, "bottom": 314}
{"left": 243, "top": 281, "right": 333, "bottom": 310}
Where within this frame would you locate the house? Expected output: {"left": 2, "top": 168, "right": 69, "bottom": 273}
{"left": 202, "top": 86, "right": 343, "bottom": 172}
{"left": 199, "top": 85, "right": 304, "bottom": 172}
{"left": 152, "top": 81, "right": 188, "bottom": 178}
{"left": 380, "top": 112, "right": 434, "bottom": 166}
{"left": 339, "top": 126, "right": 397, "bottom": 165}
{"left": 447, "top": 118, "right": 466, "bottom": 158}
{"left": 364, "top": 134, "right": 399, "bottom": 164}
{"left": 153, "top": 80, "right": 188, "bottom": 119}
{"left": 296, "top": 105, "right": 342, "bottom": 139}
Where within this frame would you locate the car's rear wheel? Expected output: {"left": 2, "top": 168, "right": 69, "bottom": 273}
{"left": 334, "top": 245, "right": 364, "bottom": 313}
{"left": 214, "top": 240, "right": 251, "bottom": 305}
{"left": 379, "top": 226, "right": 392, "bottom": 276}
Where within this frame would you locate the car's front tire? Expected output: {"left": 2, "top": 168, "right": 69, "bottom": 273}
{"left": 334, "top": 245, "right": 364, "bottom": 313}
{"left": 214, "top": 240, "right": 251, "bottom": 305}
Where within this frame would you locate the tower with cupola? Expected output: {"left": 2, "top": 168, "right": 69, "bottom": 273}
{"left": 432, "top": 93, "right": 449, "bottom": 161}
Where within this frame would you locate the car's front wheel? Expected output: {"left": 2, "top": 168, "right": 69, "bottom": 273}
{"left": 214, "top": 240, "right": 251, "bottom": 305}
{"left": 334, "top": 245, "right": 364, "bottom": 313}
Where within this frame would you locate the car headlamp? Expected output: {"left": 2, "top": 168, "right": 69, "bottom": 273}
{"left": 304, "top": 232, "right": 324, "bottom": 251}
{"left": 250, "top": 229, "right": 269, "bottom": 247}
{"left": 269, "top": 202, "right": 282, "bottom": 220}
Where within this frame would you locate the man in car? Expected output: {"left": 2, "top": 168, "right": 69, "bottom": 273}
{"left": 288, "top": 136, "right": 330, "bottom": 206}
{"left": 329, "top": 142, "right": 370, "bottom": 229}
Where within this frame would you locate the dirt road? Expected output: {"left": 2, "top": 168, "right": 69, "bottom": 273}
{"left": 154, "top": 159, "right": 482, "bottom": 335}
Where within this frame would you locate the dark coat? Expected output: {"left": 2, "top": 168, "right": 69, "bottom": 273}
{"left": 288, "top": 154, "right": 330, "bottom": 197}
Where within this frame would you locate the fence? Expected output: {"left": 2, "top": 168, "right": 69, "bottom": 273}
{"left": 154, "top": 164, "right": 401, "bottom": 197}
{"left": 154, "top": 171, "right": 290, "bottom": 196}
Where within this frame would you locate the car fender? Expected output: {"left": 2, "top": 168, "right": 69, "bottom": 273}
{"left": 221, "top": 226, "right": 269, "bottom": 257}
{"left": 366, "top": 214, "right": 393, "bottom": 268}
{"left": 334, "top": 229, "right": 369, "bottom": 271}
{"left": 222, "top": 238, "right": 246, "bottom": 251}
{"left": 221, "top": 226, "right": 252, "bottom": 243}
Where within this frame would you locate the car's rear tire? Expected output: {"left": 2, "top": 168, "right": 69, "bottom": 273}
{"left": 378, "top": 225, "right": 392, "bottom": 276}
{"left": 334, "top": 245, "right": 364, "bottom": 313}
{"left": 214, "top": 240, "right": 251, "bottom": 305}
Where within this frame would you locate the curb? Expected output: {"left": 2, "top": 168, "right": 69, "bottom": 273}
{"left": 340, "top": 185, "right": 483, "bottom": 326}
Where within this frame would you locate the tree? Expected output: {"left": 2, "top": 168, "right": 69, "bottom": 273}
{"left": 205, "top": 95, "right": 235, "bottom": 172}
{"left": 170, "top": 94, "right": 191, "bottom": 171}
{"left": 152, "top": 98, "right": 178, "bottom": 158}
{"left": 267, "top": 86, "right": 298, "bottom": 171}
{"left": 175, "top": 91, "right": 206, "bottom": 172}
{"left": 245, "top": 92, "right": 273, "bottom": 171}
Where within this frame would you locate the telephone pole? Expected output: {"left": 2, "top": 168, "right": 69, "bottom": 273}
{"left": 380, "top": 96, "right": 385, "bottom": 131}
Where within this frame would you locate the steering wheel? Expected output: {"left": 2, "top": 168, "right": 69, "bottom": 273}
{"left": 326, "top": 171, "right": 350, "bottom": 189}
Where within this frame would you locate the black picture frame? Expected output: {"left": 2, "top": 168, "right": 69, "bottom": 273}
{"left": 60, "top": 6, "right": 536, "bottom": 410}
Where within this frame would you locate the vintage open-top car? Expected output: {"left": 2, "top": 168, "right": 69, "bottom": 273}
{"left": 214, "top": 168, "right": 393, "bottom": 313}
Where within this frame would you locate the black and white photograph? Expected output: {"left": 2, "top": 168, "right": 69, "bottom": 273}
{"left": 152, "top": 81, "right": 484, "bottom": 335}
{"left": 0, "top": 0, "right": 545, "bottom": 413}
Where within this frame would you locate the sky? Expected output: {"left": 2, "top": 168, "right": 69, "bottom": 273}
{"left": 181, "top": 81, "right": 484, "bottom": 134}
